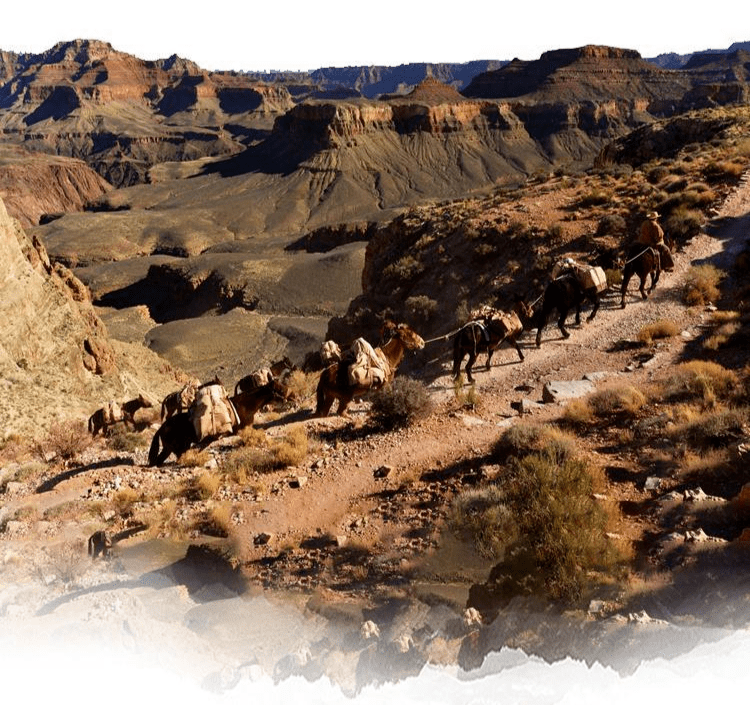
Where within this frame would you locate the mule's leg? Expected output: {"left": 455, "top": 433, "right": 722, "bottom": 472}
{"left": 459, "top": 350, "right": 474, "bottom": 384}
{"left": 638, "top": 273, "right": 648, "bottom": 299}
{"left": 452, "top": 349, "right": 464, "bottom": 380}
{"left": 620, "top": 269, "right": 633, "bottom": 308}
{"left": 574, "top": 301, "right": 582, "bottom": 325}
{"left": 536, "top": 323, "right": 545, "bottom": 347}
{"left": 557, "top": 310, "right": 571, "bottom": 339}
{"left": 337, "top": 395, "right": 353, "bottom": 417}
{"left": 586, "top": 291, "right": 600, "bottom": 321}
{"left": 649, "top": 269, "right": 661, "bottom": 293}
{"left": 511, "top": 336, "right": 525, "bottom": 361}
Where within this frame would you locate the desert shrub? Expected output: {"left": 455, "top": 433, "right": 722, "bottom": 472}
{"left": 449, "top": 485, "right": 518, "bottom": 559}
{"left": 671, "top": 407, "right": 747, "bottom": 450}
{"left": 703, "top": 159, "right": 746, "bottom": 181}
{"left": 221, "top": 446, "right": 275, "bottom": 483}
{"left": 369, "top": 378, "right": 433, "bottom": 430}
{"left": 605, "top": 268, "right": 623, "bottom": 287}
{"left": 454, "top": 444, "right": 621, "bottom": 602}
{"left": 595, "top": 214, "right": 627, "bottom": 239}
{"left": 646, "top": 165, "right": 670, "bottom": 184}
{"left": 106, "top": 428, "right": 146, "bottom": 453}
{"left": 492, "top": 423, "right": 576, "bottom": 464}
{"left": 683, "top": 264, "right": 723, "bottom": 305}
{"left": 453, "top": 376, "right": 480, "bottom": 409}
{"left": 237, "top": 426, "right": 268, "bottom": 448}
{"left": 40, "top": 420, "right": 91, "bottom": 463}
{"left": 545, "top": 223, "right": 565, "bottom": 245}
{"left": 587, "top": 385, "right": 646, "bottom": 417}
{"left": 112, "top": 487, "right": 140, "bottom": 515}
{"left": 577, "top": 189, "right": 610, "bottom": 208}
{"left": 383, "top": 254, "right": 423, "bottom": 281}
{"left": 284, "top": 369, "right": 317, "bottom": 404}
{"left": 703, "top": 311, "right": 741, "bottom": 350}
{"left": 664, "top": 206, "right": 703, "bottom": 242}
{"left": 272, "top": 424, "right": 309, "bottom": 467}
{"left": 637, "top": 319, "right": 680, "bottom": 344}
{"left": 405, "top": 295, "right": 438, "bottom": 322}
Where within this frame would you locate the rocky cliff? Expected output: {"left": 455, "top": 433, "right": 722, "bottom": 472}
{"left": 0, "top": 145, "right": 111, "bottom": 227}
{"left": 0, "top": 39, "right": 294, "bottom": 186}
{"left": 0, "top": 196, "right": 181, "bottom": 436}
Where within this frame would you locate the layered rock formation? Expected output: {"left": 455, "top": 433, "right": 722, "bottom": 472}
{"left": 0, "top": 145, "right": 111, "bottom": 227}
{"left": 0, "top": 196, "right": 180, "bottom": 436}
{"left": 0, "top": 39, "right": 294, "bottom": 187}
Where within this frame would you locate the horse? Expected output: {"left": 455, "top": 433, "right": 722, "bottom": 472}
{"left": 88, "top": 394, "right": 154, "bottom": 437}
{"left": 530, "top": 274, "right": 601, "bottom": 347}
{"left": 315, "top": 322, "right": 425, "bottom": 417}
{"left": 234, "top": 357, "right": 296, "bottom": 396}
{"left": 160, "top": 381, "right": 198, "bottom": 420}
{"left": 231, "top": 380, "right": 294, "bottom": 428}
{"left": 452, "top": 302, "right": 532, "bottom": 383}
{"left": 148, "top": 412, "right": 199, "bottom": 467}
{"left": 620, "top": 244, "right": 671, "bottom": 308}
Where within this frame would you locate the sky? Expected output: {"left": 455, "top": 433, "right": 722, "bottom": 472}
{"left": 0, "top": 1, "right": 743, "bottom": 72}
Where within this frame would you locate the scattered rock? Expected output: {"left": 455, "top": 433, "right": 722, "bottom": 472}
{"left": 254, "top": 532, "right": 274, "bottom": 546}
{"left": 374, "top": 465, "right": 393, "bottom": 479}
{"left": 541, "top": 379, "right": 595, "bottom": 403}
{"left": 360, "top": 620, "right": 380, "bottom": 640}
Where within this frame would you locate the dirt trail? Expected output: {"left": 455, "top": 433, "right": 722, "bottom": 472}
{"left": 229, "top": 171, "right": 750, "bottom": 580}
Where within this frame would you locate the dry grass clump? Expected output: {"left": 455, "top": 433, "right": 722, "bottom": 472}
{"left": 112, "top": 487, "right": 141, "bottom": 515}
{"left": 658, "top": 360, "right": 738, "bottom": 405}
{"left": 272, "top": 424, "right": 309, "bottom": 467}
{"left": 559, "top": 399, "right": 594, "bottom": 426}
{"left": 589, "top": 385, "right": 646, "bottom": 418}
{"left": 178, "top": 448, "right": 212, "bottom": 467}
{"left": 221, "top": 447, "right": 273, "bottom": 483}
{"left": 703, "top": 310, "right": 741, "bottom": 350}
{"left": 451, "top": 439, "right": 622, "bottom": 602}
{"left": 283, "top": 369, "right": 317, "bottom": 404}
{"left": 670, "top": 407, "right": 747, "bottom": 450}
{"left": 683, "top": 264, "right": 723, "bottom": 305}
{"left": 637, "top": 319, "right": 680, "bottom": 344}
{"left": 369, "top": 377, "right": 433, "bottom": 430}
{"left": 194, "top": 472, "right": 221, "bottom": 500}
{"left": 237, "top": 426, "right": 268, "bottom": 448}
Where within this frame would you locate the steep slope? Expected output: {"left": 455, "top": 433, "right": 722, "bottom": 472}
{"left": 0, "top": 196, "right": 182, "bottom": 436}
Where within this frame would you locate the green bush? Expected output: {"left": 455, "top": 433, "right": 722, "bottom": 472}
{"left": 453, "top": 440, "right": 621, "bottom": 602}
{"left": 369, "top": 377, "right": 432, "bottom": 430}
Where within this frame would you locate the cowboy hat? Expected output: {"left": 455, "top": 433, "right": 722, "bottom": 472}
{"left": 646, "top": 211, "right": 660, "bottom": 220}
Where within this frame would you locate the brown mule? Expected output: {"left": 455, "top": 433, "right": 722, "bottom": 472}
{"left": 315, "top": 322, "right": 424, "bottom": 417}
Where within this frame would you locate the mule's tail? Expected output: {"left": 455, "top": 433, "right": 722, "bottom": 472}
{"left": 87, "top": 413, "right": 96, "bottom": 435}
{"left": 148, "top": 428, "right": 162, "bottom": 466}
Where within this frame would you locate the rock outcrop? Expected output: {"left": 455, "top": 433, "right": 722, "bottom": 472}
{"left": 0, "top": 196, "right": 179, "bottom": 436}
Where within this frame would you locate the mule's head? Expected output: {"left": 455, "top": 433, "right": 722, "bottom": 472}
{"left": 393, "top": 322, "right": 425, "bottom": 350}
{"left": 137, "top": 393, "right": 154, "bottom": 408}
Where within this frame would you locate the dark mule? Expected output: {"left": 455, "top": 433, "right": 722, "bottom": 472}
{"left": 88, "top": 394, "right": 154, "bottom": 437}
{"left": 531, "top": 275, "right": 601, "bottom": 347}
{"left": 234, "top": 357, "right": 296, "bottom": 396}
{"left": 452, "top": 304, "right": 531, "bottom": 384}
{"left": 315, "top": 322, "right": 425, "bottom": 417}
{"left": 148, "top": 412, "right": 198, "bottom": 467}
{"left": 620, "top": 244, "right": 672, "bottom": 308}
{"left": 231, "top": 380, "right": 294, "bottom": 429}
